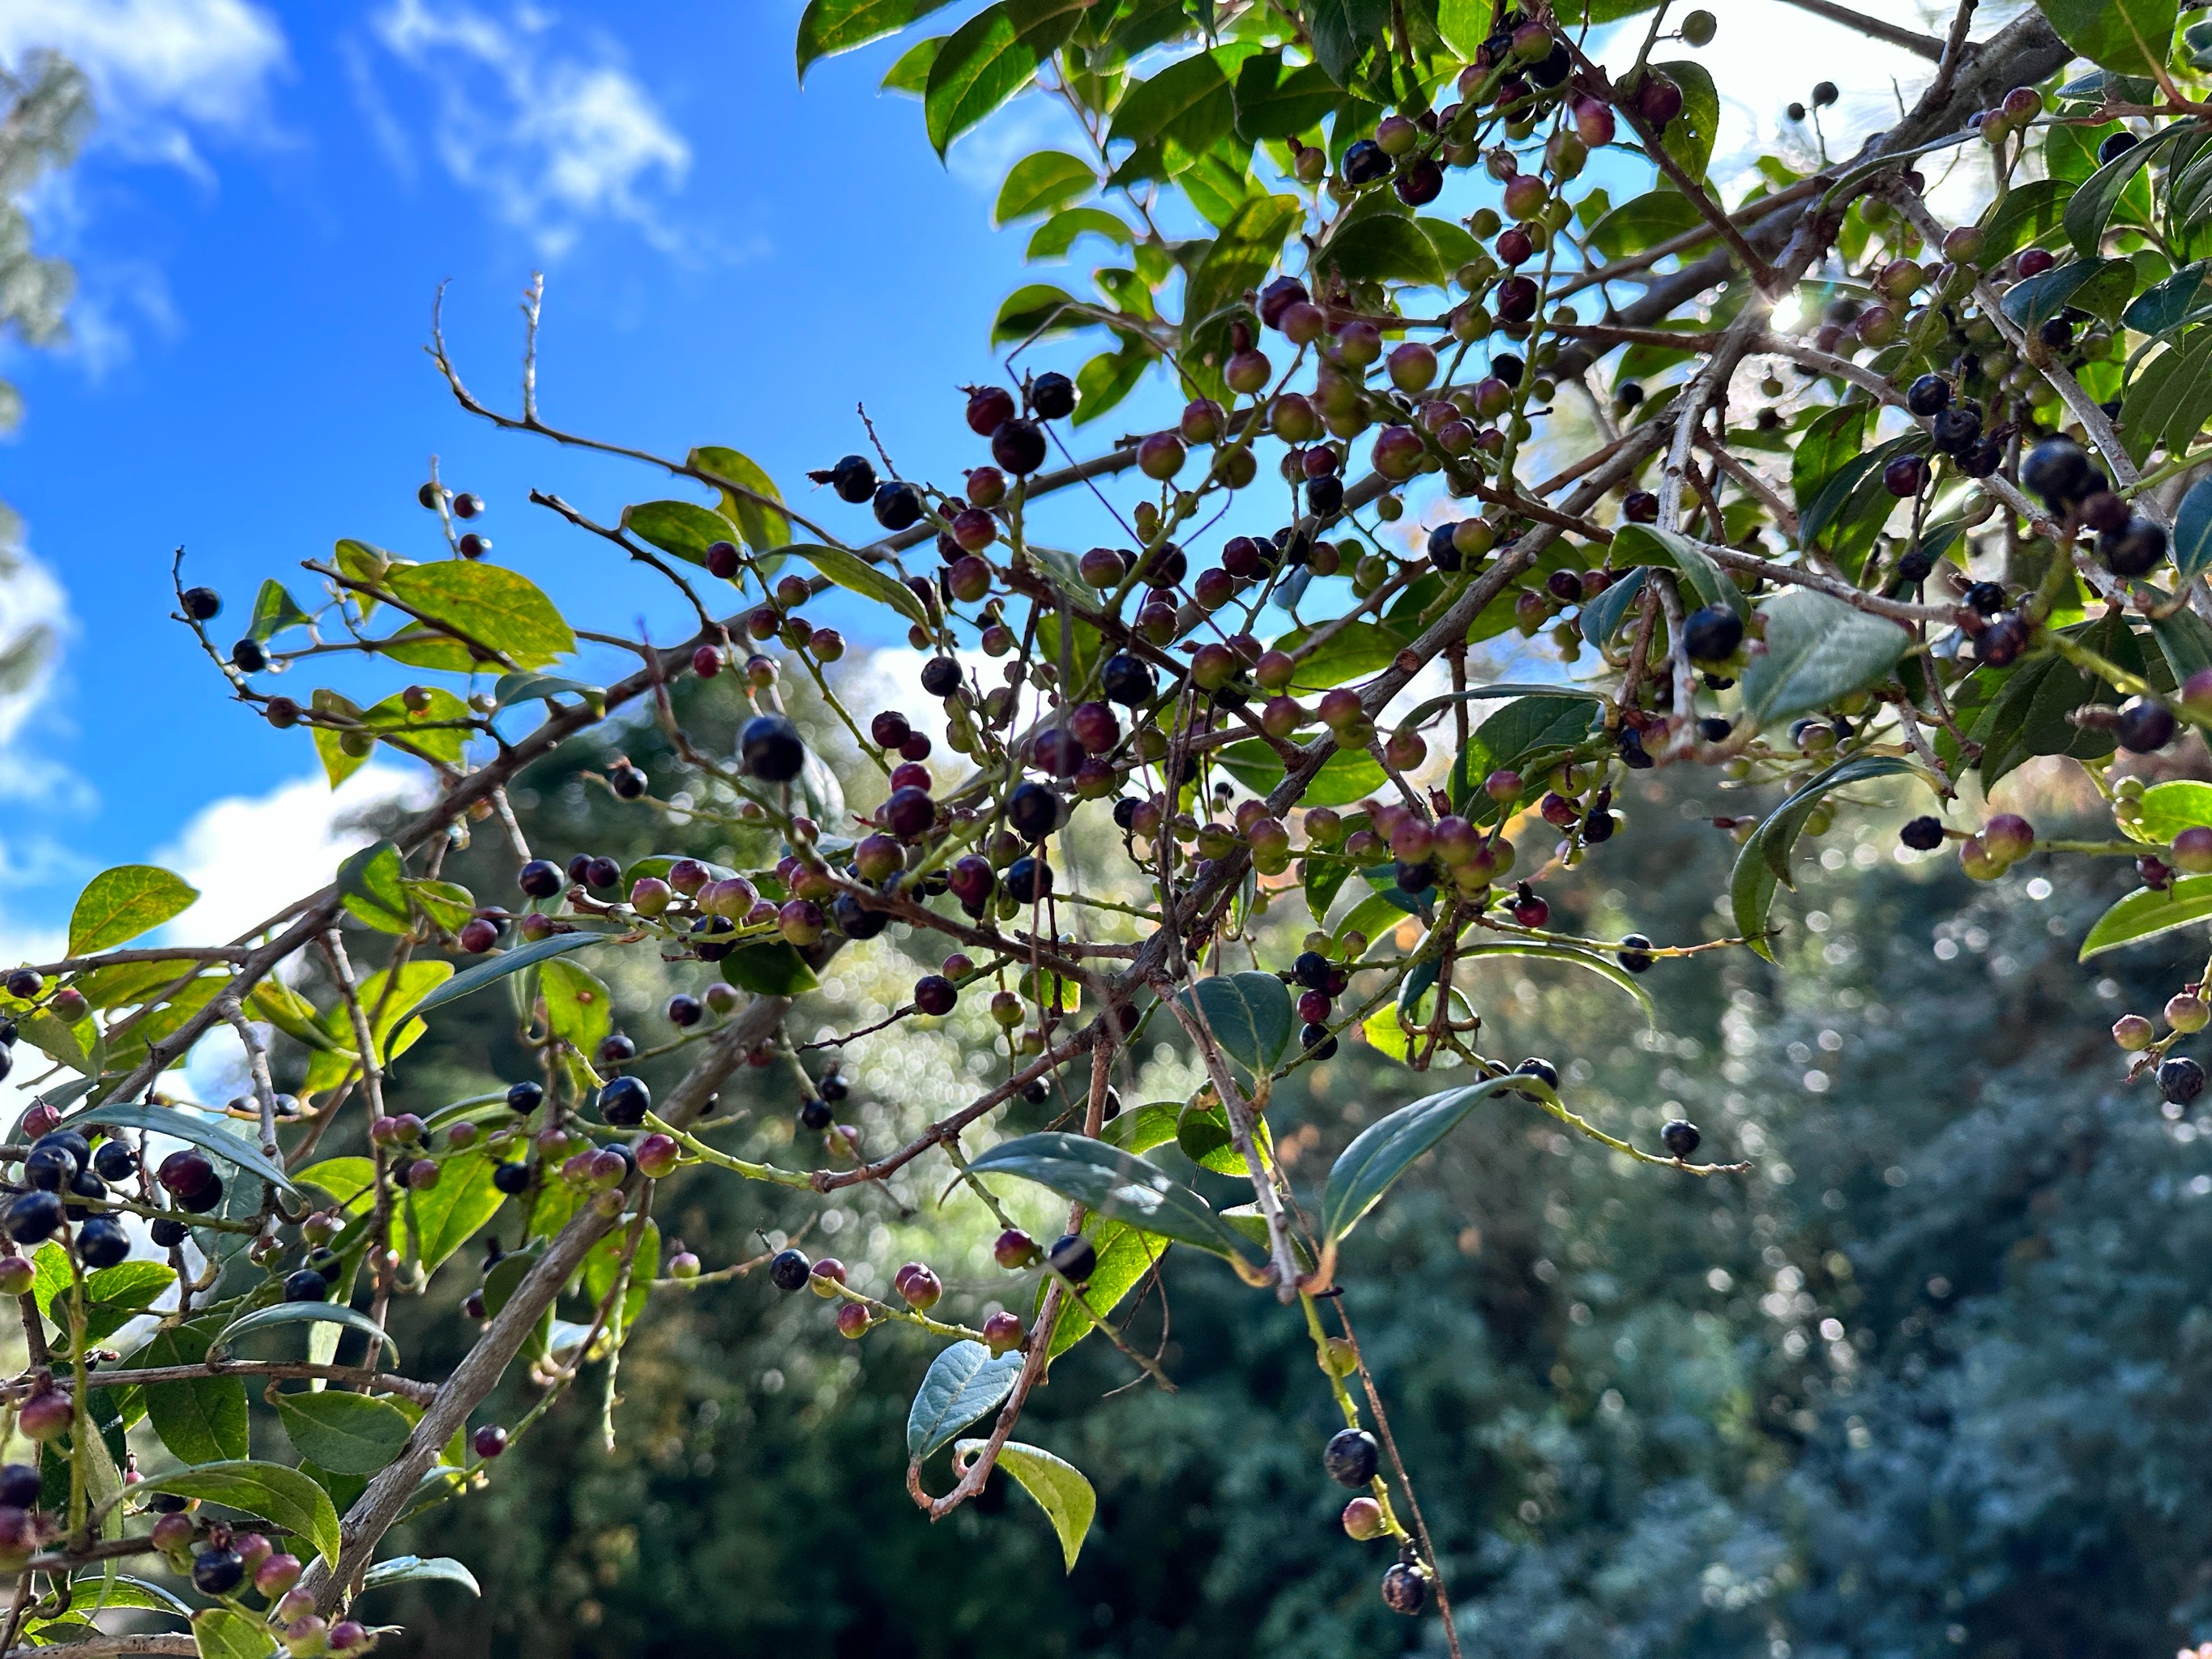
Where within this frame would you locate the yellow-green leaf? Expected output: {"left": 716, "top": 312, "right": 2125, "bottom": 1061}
{"left": 689, "top": 447, "right": 791, "bottom": 553}
{"left": 382, "top": 561, "right": 574, "bottom": 671}
{"left": 955, "top": 1439, "right": 1095, "bottom": 1569}
{"left": 69, "top": 866, "right": 199, "bottom": 956}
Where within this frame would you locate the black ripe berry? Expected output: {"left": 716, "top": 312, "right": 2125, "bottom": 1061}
{"left": 1977, "top": 612, "right": 2030, "bottom": 667}
{"left": 1293, "top": 950, "right": 1333, "bottom": 991}
{"left": 1008, "top": 782, "right": 1061, "bottom": 842}
{"left": 6, "top": 1191, "right": 62, "bottom": 1244}
{"left": 181, "top": 586, "right": 222, "bottom": 621}
{"left": 598, "top": 1075, "right": 651, "bottom": 1128}
{"left": 76, "top": 1216, "right": 128, "bottom": 1269}
{"left": 192, "top": 1548, "right": 246, "bottom": 1597}
{"left": 1899, "top": 816, "right": 1945, "bottom": 851}
{"left": 706, "top": 540, "right": 741, "bottom": 579}
{"left": 456, "top": 532, "right": 491, "bottom": 560}
{"left": 2099, "top": 130, "right": 2139, "bottom": 165}
{"left": 506, "top": 1079, "right": 544, "bottom": 1115}
{"left": 2101, "top": 517, "right": 2168, "bottom": 578}
{"left": 0, "top": 1465, "right": 36, "bottom": 1509}
{"left": 1931, "top": 406, "right": 1981, "bottom": 455}
{"left": 2021, "top": 437, "right": 2092, "bottom": 509}
{"left": 830, "top": 454, "right": 878, "bottom": 503}
{"left": 1661, "top": 1118, "right": 1702, "bottom": 1158}
{"left": 1514, "top": 1056, "right": 1559, "bottom": 1091}
{"left": 284, "top": 1268, "right": 330, "bottom": 1303}
{"left": 740, "top": 713, "right": 807, "bottom": 783}
{"left": 230, "top": 638, "right": 267, "bottom": 673}
{"left": 832, "top": 893, "right": 890, "bottom": 940}
{"left": 1681, "top": 605, "right": 1743, "bottom": 661}
{"left": 966, "top": 386, "right": 1016, "bottom": 436}
{"left": 1341, "top": 138, "right": 1390, "bottom": 185}
{"left": 2116, "top": 697, "right": 2177, "bottom": 753}
{"left": 492, "top": 1160, "right": 531, "bottom": 1195}
{"left": 517, "top": 859, "right": 564, "bottom": 898}
{"left": 1616, "top": 934, "right": 1655, "bottom": 973}
{"left": 1031, "top": 371, "right": 1076, "bottom": 420}
{"left": 1005, "top": 855, "right": 1052, "bottom": 906}
{"left": 1426, "top": 523, "right": 1462, "bottom": 572}
{"left": 610, "top": 764, "right": 647, "bottom": 800}
{"left": 992, "top": 419, "right": 1048, "bottom": 476}
{"left": 1048, "top": 1232, "right": 1096, "bottom": 1282}
{"left": 872, "top": 481, "right": 924, "bottom": 531}
{"left": 819, "top": 1073, "right": 850, "bottom": 1104}
{"left": 1300, "top": 1022, "right": 1339, "bottom": 1060}
{"left": 799, "top": 1096, "right": 835, "bottom": 1132}
{"left": 1962, "top": 581, "right": 2005, "bottom": 616}
{"left": 2159, "top": 1056, "right": 2206, "bottom": 1105}
{"left": 1101, "top": 653, "right": 1157, "bottom": 707}
{"left": 92, "top": 1139, "right": 135, "bottom": 1183}
{"left": 1905, "top": 374, "right": 1950, "bottom": 416}
{"left": 1323, "top": 1427, "right": 1379, "bottom": 1486}
{"left": 770, "top": 1248, "right": 812, "bottom": 1292}
{"left": 1381, "top": 1563, "right": 1428, "bottom": 1615}
{"left": 920, "top": 656, "right": 962, "bottom": 697}
{"left": 150, "top": 1218, "right": 189, "bottom": 1248}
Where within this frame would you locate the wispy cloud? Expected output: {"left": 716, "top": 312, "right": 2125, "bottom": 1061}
{"left": 365, "top": 0, "right": 691, "bottom": 257}
{"left": 0, "top": 0, "right": 288, "bottom": 178}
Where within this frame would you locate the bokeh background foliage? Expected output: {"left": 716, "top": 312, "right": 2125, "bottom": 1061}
{"left": 358, "top": 686, "right": 2212, "bottom": 1659}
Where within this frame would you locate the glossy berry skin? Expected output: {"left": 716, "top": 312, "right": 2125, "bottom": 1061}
{"left": 1046, "top": 1232, "right": 1096, "bottom": 1283}
{"left": 830, "top": 454, "right": 877, "bottom": 503}
{"left": 0, "top": 1465, "right": 35, "bottom": 1510}
{"left": 1977, "top": 613, "right": 2029, "bottom": 667}
{"left": 1005, "top": 856, "right": 1052, "bottom": 906}
{"left": 1324, "top": 1427, "right": 1380, "bottom": 1486}
{"left": 1301, "top": 1022, "right": 1339, "bottom": 1060}
{"left": 994, "top": 1228, "right": 1040, "bottom": 1269}
{"left": 872, "top": 481, "right": 923, "bottom": 530}
{"left": 992, "top": 419, "right": 1048, "bottom": 475}
{"left": 1293, "top": 950, "right": 1332, "bottom": 991}
{"left": 1661, "top": 1119, "right": 1702, "bottom": 1158}
{"left": 1514, "top": 1056, "right": 1559, "bottom": 1091}
{"left": 1899, "top": 816, "right": 1945, "bottom": 851}
{"left": 597, "top": 1075, "right": 651, "bottom": 1128}
{"left": 1962, "top": 582, "right": 2005, "bottom": 616}
{"left": 1101, "top": 653, "right": 1157, "bottom": 707}
{"left": 181, "top": 586, "right": 223, "bottom": 621}
{"left": 966, "top": 386, "right": 1016, "bottom": 435}
{"left": 517, "top": 859, "right": 565, "bottom": 899}
{"left": 1008, "top": 782, "right": 1061, "bottom": 842}
{"left": 2102, "top": 517, "right": 2168, "bottom": 578}
{"left": 150, "top": 1218, "right": 189, "bottom": 1248}
{"left": 2099, "top": 130, "right": 2139, "bottom": 165}
{"left": 193, "top": 1548, "right": 246, "bottom": 1597}
{"left": 75, "top": 1214, "right": 129, "bottom": 1269}
{"left": 1031, "top": 371, "right": 1076, "bottom": 420}
{"left": 283, "top": 1268, "right": 330, "bottom": 1303}
{"left": 1341, "top": 139, "right": 1390, "bottom": 185}
{"left": 506, "top": 1080, "right": 544, "bottom": 1116}
{"left": 473, "top": 1424, "right": 510, "bottom": 1459}
{"left": 2160, "top": 1056, "right": 2206, "bottom": 1105}
{"left": 2021, "top": 437, "right": 2092, "bottom": 508}
{"left": 1882, "top": 454, "right": 1928, "bottom": 497}
{"left": 1905, "top": 373, "right": 1951, "bottom": 416}
{"left": 1681, "top": 605, "right": 1743, "bottom": 661}
{"left": 770, "top": 1248, "right": 812, "bottom": 1291}
{"left": 2116, "top": 697, "right": 2177, "bottom": 753}
{"left": 1381, "top": 1563, "right": 1428, "bottom": 1615}
{"left": 1616, "top": 934, "right": 1655, "bottom": 973}
{"left": 739, "top": 713, "right": 806, "bottom": 783}
{"left": 158, "top": 1149, "right": 217, "bottom": 1197}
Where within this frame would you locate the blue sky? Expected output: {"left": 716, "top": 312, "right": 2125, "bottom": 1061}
{"left": 0, "top": 0, "right": 1913, "bottom": 949}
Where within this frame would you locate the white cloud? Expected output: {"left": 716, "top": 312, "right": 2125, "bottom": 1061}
{"left": 0, "top": 0, "right": 288, "bottom": 176}
{"left": 156, "top": 763, "right": 429, "bottom": 949}
{"left": 367, "top": 0, "right": 691, "bottom": 255}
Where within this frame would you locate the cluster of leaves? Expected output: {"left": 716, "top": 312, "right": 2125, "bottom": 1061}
{"left": 22, "top": 0, "right": 2212, "bottom": 1654}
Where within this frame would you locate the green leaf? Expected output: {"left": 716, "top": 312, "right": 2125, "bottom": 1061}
{"left": 907, "top": 1340, "right": 1023, "bottom": 1457}
{"left": 68, "top": 865, "right": 199, "bottom": 956}
{"left": 961, "top": 1439, "right": 1095, "bottom": 1569}
{"left": 1450, "top": 692, "right": 1602, "bottom": 813}
{"left": 882, "top": 33, "right": 942, "bottom": 92}
{"left": 1581, "top": 567, "right": 1648, "bottom": 646}
{"left": 1108, "top": 50, "right": 1239, "bottom": 164}
{"left": 924, "top": 0, "right": 1086, "bottom": 156}
{"left": 621, "top": 500, "right": 740, "bottom": 566}
{"left": 2122, "top": 331, "right": 2212, "bottom": 463}
{"left": 2001, "top": 257, "right": 2136, "bottom": 331}
{"left": 361, "top": 1555, "right": 482, "bottom": 1595}
{"left": 1586, "top": 188, "right": 1704, "bottom": 258}
{"left": 193, "top": 1606, "right": 278, "bottom": 1659}
{"left": 996, "top": 150, "right": 1095, "bottom": 224}
{"left": 1455, "top": 940, "right": 1657, "bottom": 1025}
{"left": 1270, "top": 618, "right": 1404, "bottom": 689}
{"left": 1737, "top": 590, "right": 1911, "bottom": 727}
{"left": 357, "top": 684, "right": 472, "bottom": 766}
{"left": 1728, "top": 754, "right": 1920, "bottom": 962}
{"left": 1611, "top": 523, "right": 1746, "bottom": 617}
{"left": 412, "top": 932, "right": 603, "bottom": 1016}
{"left": 70, "top": 1573, "right": 192, "bottom": 1618}
{"left": 968, "top": 1132, "right": 1261, "bottom": 1260}
{"left": 688, "top": 447, "right": 791, "bottom": 554}
{"left": 583, "top": 1216, "right": 660, "bottom": 1333}
{"left": 301, "top": 960, "right": 451, "bottom": 1092}
{"left": 796, "top": 0, "right": 954, "bottom": 75}
{"left": 492, "top": 671, "right": 605, "bottom": 712}
{"left": 336, "top": 840, "right": 410, "bottom": 936}
{"left": 991, "top": 281, "right": 1083, "bottom": 345}
{"left": 333, "top": 539, "right": 391, "bottom": 618}
{"left": 1072, "top": 340, "right": 1153, "bottom": 423}
{"left": 1172, "top": 972, "right": 1292, "bottom": 1074}
{"left": 2150, "top": 601, "right": 2212, "bottom": 687}
{"left": 71, "top": 1101, "right": 297, "bottom": 1193}
{"left": 1322, "top": 211, "right": 1447, "bottom": 287}
{"left": 128, "top": 1322, "right": 250, "bottom": 1465}
{"left": 1307, "top": 0, "right": 1389, "bottom": 83}
{"left": 719, "top": 940, "right": 822, "bottom": 997}
{"left": 1323, "top": 1074, "right": 1554, "bottom": 1241}
{"left": 383, "top": 561, "right": 574, "bottom": 670}
{"left": 2176, "top": 476, "right": 2212, "bottom": 583}
{"left": 2035, "top": 0, "right": 2176, "bottom": 78}
{"left": 136, "top": 1461, "right": 342, "bottom": 1565}
{"left": 1214, "top": 740, "right": 1386, "bottom": 808}
{"left": 539, "top": 956, "right": 613, "bottom": 1058}
{"left": 404, "top": 1149, "right": 510, "bottom": 1271}
{"left": 1099, "top": 1099, "right": 1257, "bottom": 1175}
{"left": 1979, "top": 177, "right": 2066, "bottom": 261}
{"left": 2080, "top": 873, "right": 2212, "bottom": 958}
{"left": 2126, "top": 261, "right": 2212, "bottom": 336}
{"left": 2068, "top": 123, "right": 2182, "bottom": 256}
{"left": 212, "top": 1301, "right": 399, "bottom": 1366}
{"left": 276, "top": 1390, "right": 415, "bottom": 1475}
{"left": 1027, "top": 207, "right": 1131, "bottom": 261}
{"left": 1977, "top": 610, "right": 2137, "bottom": 783}
{"left": 1184, "top": 190, "right": 1300, "bottom": 335}
{"left": 50, "top": 1260, "right": 176, "bottom": 1349}
{"left": 1232, "top": 53, "right": 1338, "bottom": 140}
{"left": 1652, "top": 60, "right": 1719, "bottom": 180}
{"left": 250, "top": 578, "right": 311, "bottom": 642}
{"left": 2137, "top": 779, "right": 2212, "bottom": 843}
{"left": 789, "top": 544, "right": 930, "bottom": 626}
{"left": 404, "top": 878, "right": 476, "bottom": 935}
